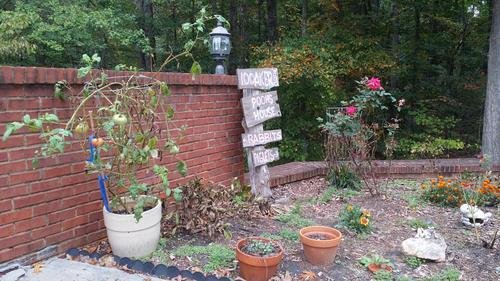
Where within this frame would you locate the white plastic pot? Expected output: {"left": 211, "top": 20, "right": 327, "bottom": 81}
{"left": 103, "top": 196, "right": 162, "bottom": 258}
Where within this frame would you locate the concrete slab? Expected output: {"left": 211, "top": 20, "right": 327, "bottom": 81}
{"left": 14, "top": 258, "right": 162, "bottom": 281}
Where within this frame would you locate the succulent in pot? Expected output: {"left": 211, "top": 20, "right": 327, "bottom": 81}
{"left": 236, "top": 237, "right": 283, "bottom": 281}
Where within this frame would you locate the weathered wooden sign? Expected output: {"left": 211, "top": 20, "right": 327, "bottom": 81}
{"left": 241, "top": 91, "right": 281, "bottom": 127}
{"left": 237, "top": 67, "right": 282, "bottom": 199}
{"left": 237, "top": 68, "right": 279, "bottom": 90}
{"left": 252, "top": 148, "right": 280, "bottom": 167}
{"left": 242, "top": 129, "right": 282, "bottom": 148}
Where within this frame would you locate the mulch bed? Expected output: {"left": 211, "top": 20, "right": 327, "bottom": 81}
{"left": 81, "top": 177, "right": 498, "bottom": 280}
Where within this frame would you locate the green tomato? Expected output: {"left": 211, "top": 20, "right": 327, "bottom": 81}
{"left": 112, "top": 114, "right": 128, "bottom": 126}
{"left": 74, "top": 122, "right": 89, "bottom": 135}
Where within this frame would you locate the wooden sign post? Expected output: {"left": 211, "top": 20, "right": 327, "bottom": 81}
{"left": 237, "top": 68, "right": 281, "bottom": 198}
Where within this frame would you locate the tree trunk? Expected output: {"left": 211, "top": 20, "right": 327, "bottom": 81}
{"left": 301, "top": 0, "right": 307, "bottom": 37}
{"left": 482, "top": 0, "right": 500, "bottom": 165}
{"left": 136, "top": 0, "right": 154, "bottom": 71}
{"left": 266, "top": 0, "right": 278, "bottom": 42}
{"left": 390, "top": 0, "right": 399, "bottom": 89}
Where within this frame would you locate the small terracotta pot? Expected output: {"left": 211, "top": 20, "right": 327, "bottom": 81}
{"left": 236, "top": 237, "right": 284, "bottom": 281}
{"left": 299, "top": 226, "right": 342, "bottom": 265}
{"left": 367, "top": 263, "right": 393, "bottom": 273}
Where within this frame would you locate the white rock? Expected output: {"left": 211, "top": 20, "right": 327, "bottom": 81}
{"left": 401, "top": 228, "right": 447, "bottom": 262}
{"left": 460, "top": 204, "right": 492, "bottom": 227}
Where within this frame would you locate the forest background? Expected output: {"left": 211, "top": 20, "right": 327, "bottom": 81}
{"left": 0, "top": 0, "right": 493, "bottom": 162}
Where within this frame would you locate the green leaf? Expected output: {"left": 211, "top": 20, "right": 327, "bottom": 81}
{"left": 77, "top": 66, "right": 91, "bottom": 78}
{"left": 176, "top": 160, "right": 187, "bottom": 177}
{"left": 165, "top": 188, "right": 172, "bottom": 197}
{"left": 91, "top": 53, "right": 101, "bottom": 63}
{"left": 42, "top": 113, "right": 59, "bottom": 123}
{"left": 190, "top": 61, "right": 202, "bottom": 77}
{"left": 160, "top": 82, "right": 170, "bottom": 96}
{"left": 134, "top": 197, "right": 145, "bottom": 222}
{"left": 173, "top": 188, "right": 183, "bottom": 202}
{"left": 166, "top": 105, "right": 175, "bottom": 119}
{"left": 2, "top": 122, "right": 24, "bottom": 141}
{"left": 54, "top": 80, "right": 67, "bottom": 101}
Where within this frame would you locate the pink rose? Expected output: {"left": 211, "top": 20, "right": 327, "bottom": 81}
{"left": 366, "top": 77, "right": 383, "bottom": 91}
{"left": 345, "top": 105, "right": 357, "bottom": 116}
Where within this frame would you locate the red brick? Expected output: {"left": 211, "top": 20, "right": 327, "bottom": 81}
{"left": 14, "top": 216, "right": 47, "bottom": 232}
{"left": 74, "top": 222, "right": 99, "bottom": 237}
{"left": 45, "top": 229, "right": 74, "bottom": 245}
{"left": 0, "top": 160, "right": 26, "bottom": 174}
{"left": 13, "top": 193, "right": 45, "bottom": 209}
{"left": 62, "top": 215, "right": 88, "bottom": 230}
{"left": 0, "top": 248, "right": 16, "bottom": 263}
{"left": 33, "top": 200, "right": 62, "bottom": 216}
{"left": 8, "top": 147, "right": 37, "bottom": 161}
{"left": 42, "top": 165, "right": 72, "bottom": 179}
{"left": 10, "top": 170, "right": 41, "bottom": 185}
{"left": 32, "top": 223, "right": 62, "bottom": 240}
{"left": 0, "top": 208, "right": 32, "bottom": 224}
{"left": 76, "top": 201, "right": 101, "bottom": 216}
{"left": 48, "top": 208, "right": 76, "bottom": 224}
{"left": 30, "top": 178, "right": 61, "bottom": 193}
{"left": 13, "top": 239, "right": 45, "bottom": 258}
{"left": 0, "top": 232, "right": 31, "bottom": 248}
{"left": 0, "top": 224, "right": 14, "bottom": 238}
{"left": 44, "top": 186, "right": 74, "bottom": 201}
{"left": 61, "top": 194, "right": 88, "bottom": 209}
{"left": 0, "top": 199, "right": 11, "bottom": 212}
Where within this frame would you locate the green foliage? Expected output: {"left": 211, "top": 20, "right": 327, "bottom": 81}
{"left": 0, "top": 0, "right": 149, "bottom": 67}
{"left": 278, "top": 228, "right": 299, "bottom": 241}
{"left": 328, "top": 165, "right": 363, "bottom": 191}
{"left": 339, "top": 204, "right": 372, "bottom": 234}
{"left": 172, "top": 244, "right": 234, "bottom": 272}
{"left": 243, "top": 239, "right": 276, "bottom": 256}
{"left": 405, "top": 194, "right": 427, "bottom": 210}
{"left": 359, "top": 254, "right": 393, "bottom": 267}
{"left": 140, "top": 237, "right": 169, "bottom": 264}
{"left": 275, "top": 204, "right": 314, "bottom": 229}
{"left": 420, "top": 267, "right": 461, "bottom": 281}
{"left": 405, "top": 256, "right": 424, "bottom": 269}
{"left": 405, "top": 219, "right": 433, "bottom": 230}
{"left": 374, "top": 270, "right": 394, "bottom": 281}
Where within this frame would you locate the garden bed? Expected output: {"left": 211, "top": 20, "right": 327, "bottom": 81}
{"left": 82, "top": 177, "right": 498, "bottom": 280}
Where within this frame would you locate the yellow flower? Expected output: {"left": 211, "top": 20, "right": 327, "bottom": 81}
{"left": 362, "top": 210, "right": 371, "bottom": 217}
{"left": 347, "top": 205, "right": 353, "bottom": 211}
{"left": 360, "top": 216, "right": 369, "bottom": 226}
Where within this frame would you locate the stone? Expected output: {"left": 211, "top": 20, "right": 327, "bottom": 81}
{"left": 401, "top": 228, "right": 447, "bottom": 262}
{"left": 460, "top": 204, "right": 492, "bottom": 227}
{"left": 1, "top": 268, "right": 26, "bottom": 281}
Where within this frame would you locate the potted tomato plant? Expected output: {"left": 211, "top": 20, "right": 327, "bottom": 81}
{"left": 299, "top": 226, "right": 342, "bottom": 265}
{"left": 3, "top": 56, "right": 187, "bottom": 258}
{"left": 236, "top": 237, "right": 283, "bottom": 281}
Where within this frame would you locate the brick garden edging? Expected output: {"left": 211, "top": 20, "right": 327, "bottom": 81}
{"left": 0, "top": 66, "right": 245, "bottom": 264}
{"left": 261, "top": 158, "right": 500, "bottom": 187}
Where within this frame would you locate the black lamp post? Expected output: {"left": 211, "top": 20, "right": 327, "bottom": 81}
{"left": 209, "top": 20, "right": 231, "bottom": 74}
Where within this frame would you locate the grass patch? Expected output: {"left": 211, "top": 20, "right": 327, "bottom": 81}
{"left": 405, "top": 218, "right": 433, "bottom": 230}
{"left": 405, "top": 256, "right": 424, "bottom": 269}
{"left": 275, "top": 204, "right": 314, "bottom": 229}
{"left": 261, "top": 228, "right": 299, "bottom": 242}
{"left": 420, "top": 267, "right": 461, "bottom": 281}
{"left": 404, "top": 193, "right": 427, "bottom": 209}
{"left": 140, "top": 237, "right": 169, "bottom": 264}
{"left": 172, "top": 244, "right": 235, "bottom": 272}
{"left": 319, "top": 186, "right": 360, "bottom": 203}
{"left": 374, "top": 270, "right": 393, "bottom": 281}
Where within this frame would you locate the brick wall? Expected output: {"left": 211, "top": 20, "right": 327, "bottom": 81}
{"left": 0, "top": 66, "right": 244, "bottom": 264}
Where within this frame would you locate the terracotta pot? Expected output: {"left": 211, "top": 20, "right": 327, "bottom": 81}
{"left": 299, "top": 226, "right": 342, "bottom": 265}
{"left": 367, "top": 263, "right": 393, "bottom": 273}
{"left": 236, "top": 237, "right": 284, "bottom": 281}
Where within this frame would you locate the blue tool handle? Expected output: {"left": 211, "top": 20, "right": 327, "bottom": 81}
{"left": 87, "top": 134, "right": 110, "bottom": 212}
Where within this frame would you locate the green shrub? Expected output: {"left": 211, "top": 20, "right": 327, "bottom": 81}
{"left": 374, "top": 270, "right": 393, "bottom": 281}
{"left": 275, "top": 204, "right": 314, "bottom": 229}
{"left": 328, "top": 165, "right": 363, "bottom": 190}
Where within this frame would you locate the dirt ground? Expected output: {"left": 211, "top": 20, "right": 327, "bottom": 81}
{"left": 86, "top": 177, "right": 499, "bottom": 280}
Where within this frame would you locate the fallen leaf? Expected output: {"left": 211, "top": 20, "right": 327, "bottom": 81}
{"left": 300, "top": 270, "right": 317, "bottom": 281}
{"left": 33, "top": 262, "right": 44, "bottom": 273}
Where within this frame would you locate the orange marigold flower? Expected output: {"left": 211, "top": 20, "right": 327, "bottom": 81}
{"left": 360, "top": 216, "right": 369, "bottom": 226}
{"left": 431, "top": 179, "right": 436, "bottom": 184}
